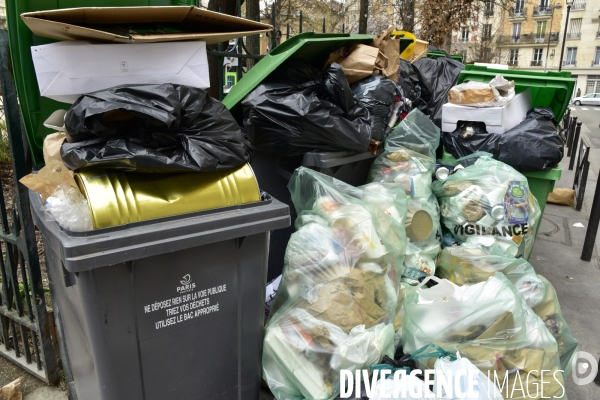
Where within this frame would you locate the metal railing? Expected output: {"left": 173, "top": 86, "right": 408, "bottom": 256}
{"left": 533, "top": 6, "right": 553, "bottom": 16}
{"left": 497, "top": 33, "right": 559, "bottom": 45}
{"left": 572, "top": 2, "right": 586, "bottom": 10}
{"left": 509, "top": 7, "right": 527, "bottom": 18}
{"left": 531, "top": 60, "right": 543, "bottom": 66}
{"left": 563, "top": 60, "right": 577, "bottom": 66}
{"left": 567, "top": 32, "right": 582, "bottom": 39}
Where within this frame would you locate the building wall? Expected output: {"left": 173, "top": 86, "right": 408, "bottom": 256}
{"left": 497, "top": 0, "right": 564, "bottom": 69}
{"left": 555, "top": 0, "right": 600, "bottom": 96}
{"left": 0, "top": 0, "right": 6, "bottom": 30}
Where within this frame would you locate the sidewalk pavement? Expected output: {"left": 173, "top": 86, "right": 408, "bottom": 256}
{"left": 530, "top": 156, "right": 600, "bottom": 399}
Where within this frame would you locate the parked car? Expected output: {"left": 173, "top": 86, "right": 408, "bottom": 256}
{"left": 571, "top": 93, "right": 600, "bottom": 106}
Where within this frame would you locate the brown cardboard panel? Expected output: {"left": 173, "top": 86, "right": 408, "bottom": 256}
{"left": 22, "top": 6, "right": 273, "bottom": 44}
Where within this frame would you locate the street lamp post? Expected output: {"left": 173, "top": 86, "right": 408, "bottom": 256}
{"left": 544, "top": 3, "right": 562, "bottom": 71}
{"left": 558, "top": 0, "right": 574, "bottom": 71}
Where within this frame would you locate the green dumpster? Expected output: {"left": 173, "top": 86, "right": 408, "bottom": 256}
{"left": 457, "top": 64, "right": 576, "bottom": 121}
{"left": 6, "top": 0, "right": 197, "bottom": 167}
{"left": 441, "top": 148, "right": 562, "bottom": 259}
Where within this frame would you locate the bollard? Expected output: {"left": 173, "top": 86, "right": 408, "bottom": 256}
{"left": 569, "top": 122, "right": 582, "bottom": 170}
{"left": 581, "top": 169, "right": 600, "bottom": 261}
{"left": 567, "top": 116, "right": 578, "bottom": 156}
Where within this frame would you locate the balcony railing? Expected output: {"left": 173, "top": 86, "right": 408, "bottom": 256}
{"left": 497, "top": 33, "right": 559, "bottom": 45}
{"left": 572, "top": 2, "right": 586, "bottom": 10}
{"left": 531, "top": 60, "right": 543, "bottom": 66}
{"left": 533, "top": 6, "right": 553, "bottom": 16}
{"left": 567, "top": 32, "right": 582, "bottom": 39}
{"left": 563, "top": 60, "right": 577, "bottom": 67}
{"left": 509, "top": 7, "right": 527, "bottom": 18}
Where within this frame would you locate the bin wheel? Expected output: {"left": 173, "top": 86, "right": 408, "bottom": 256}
{"left": 574, "top": 100, "right": 582, "bottom": 106}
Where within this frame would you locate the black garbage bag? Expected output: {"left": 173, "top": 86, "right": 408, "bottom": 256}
{"left": 398, "top": 59, "right": 423, "bottom": 109}
{"left": 442, "top": 107, "right": 564, "bottom": 172}
{"left": 351, "top": 75, "right": 400, "bottom": 141}
{"left": 411, "top": 57, "right": 464, "bottom": 128}
{"left": 61, "top": 84, "right": 250, "bottom": 173}
{"left": 242, "top": 60, "right": 373, "bottom": 156}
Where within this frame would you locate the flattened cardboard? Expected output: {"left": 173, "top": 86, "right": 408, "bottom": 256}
{"left": 21, "top": 6, "right": 273, "bottom": 45}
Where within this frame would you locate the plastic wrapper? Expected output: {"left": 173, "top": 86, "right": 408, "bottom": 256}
{"left": 448, "top": 74, "right": 515, "bottom": 107}
{"left": 437, "top": 244, "right": 579, "bottom": 374}
{"left": 351, "top": 75, "right": 400, "bottom": 141}
{"left": 369, "top": 373, "right": 435, "bottom": 399}
{"left": 263, "top": 168, "right": 407, "bottom": 400}
{"left": 242, "top": 60, "right": 372, "bottom": 156}
{"left": 442, "top": 107, "right": 564, "bottom": 172}
{"left": 437, "top": 244, "right": 545, "bottom": 308}
{"left": 432, "top": 156, "right": 542, "bottom": 259}
{"left": 41, "top": 184, "right": 93, "bottom": 232}
{"left": 368, "top": 110, "right": 442, "bottom": 285}
{"left": 533, "top": 275, "right": 579, "bottom": 376}
{"left": 432, "top": 355, "right": 504, "bottom": 399}
{"left": 61, "top": 84, "right": 250, "bottom": 173}
{"left": 402, "top": 274, "right": 566, "bottom": 399}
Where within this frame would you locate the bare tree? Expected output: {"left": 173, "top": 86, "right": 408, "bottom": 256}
{"left": 245, "top": 0, "right": 260, "bottom": 68}
{"left": 416, "top": 0, "right": 512, "bottom": 48}
{"left": 359, "top": 0, "right": 369, "bottom": 33}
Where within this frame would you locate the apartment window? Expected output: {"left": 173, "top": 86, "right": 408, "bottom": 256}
{"left": 512, "top": 23, "right": 522, "bottom": 40}
{"left": 586, "top": 76, "right": 600, "bottom": 94}
{"left": 565, "top": 47, "right": 577, "bottom": 66}
{"left": 573, "top": 0, "right": 586, "bottom": 10}
{"left": 483, "top": 48, "right": 492, "bottom": 61}
{"left": 532, "top": 48, "right": 543, "bottom": 66}
{"left": 595, "top": 47, "right": 600, "bottom": 66}
{"left": 484, "top": 0, "right": 494, "bottom": 15}
{"left": 514, "top": 0, "right": 524, "bottom": 13}
{"left": 382, "top": 0, "right": 387, "bottom": 5}
{"left": 461, "top": 27, "right": 469, "bottom": 42}
{"left": 539, "top": 0, "right": 549, "bottom": 9}
{"left": 509, "top": 49, "right": 519, "bottom": 65}
{"left": 536, "top": 21, "right": 547, "bottom": 37}
{"left": 482, "top": 24, "right": 492, "bottom": 39}
{"left": 568, "top": 18, "right": 582, "bottom": 39}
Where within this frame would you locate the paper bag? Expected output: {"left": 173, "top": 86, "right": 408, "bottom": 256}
{"left": 20, "top": 160, "right": 78, "bottom": 202}
{"left": 43, "top": 132, "right": 67, "bottom": 164}
{"left": 547, "top": 188, "right": 575, "bottom": 206}
{"left": 0, "top": 377, "right": 22, "bottom": 400}
{"left": 372, "top": 26, "right": 400, "bottom": 82}
{"left": 327, "top": 43, "right": 387, "bottom": 84}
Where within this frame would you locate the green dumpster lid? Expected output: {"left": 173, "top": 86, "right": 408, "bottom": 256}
{"left": 457, "top": 64, "right": 576, "bottom": 122}
{"left": 6, "top": 0, "right": 198, "bottom": 168}
{"left": 223, "top": 32, "right": 373, "bottom": 116}
{"left": 223, "top": 32, "right": 412, "bottom": 119}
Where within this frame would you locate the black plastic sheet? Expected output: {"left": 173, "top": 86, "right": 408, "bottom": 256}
{"left": 442, "top": 107, "right": 564, "bottom": 172}
{"left": 242, "top": 60, "right": 373, "bottom": 156}
{"left": 351, "top": 75, "right": 399, "bottom": 141}
{"left": 411, "top": 57, "right": 464, "bottom": 128}
{"left": 61, "top": 84, "right": 250, "bottom": 173}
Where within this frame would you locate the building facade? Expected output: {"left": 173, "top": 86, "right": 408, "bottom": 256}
{"left": 449, "top": 0, "right": 506, "bottom": 64}
{"left": 554, "top": 0, "right": 600, "bottom": 95}
{"left": 497, "top": 0, "right": 565, "bottom": 70}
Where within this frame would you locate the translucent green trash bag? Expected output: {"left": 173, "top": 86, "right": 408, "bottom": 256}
{"left": 368, "top": 109, "right": 442, "bottom": 285}
{"left": 402, "top": 273, "right": 566, "bottom": 400}
{"left": 437, "top": 245, "right": 579, "bottom": 375}
{"left": 432, "top": 156, "right": 542, "bottom": 259}
{"left": 262, "top": 168, "right": 408, "bottom": 400}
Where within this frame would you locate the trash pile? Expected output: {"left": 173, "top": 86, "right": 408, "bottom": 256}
{"left": 442, "top": 74, "right": 564, "bottom": 172}
{"left": 14, "top": 10, "right": 578, "bottom": 398}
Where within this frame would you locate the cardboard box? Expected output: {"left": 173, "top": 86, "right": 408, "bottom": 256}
{"left": 442, "top": 88, "right": 532, "bottom": 134}
{"left": 21, "top": 6, "right": 272, "bottom": 44}
{"left": 32, "top": 40, "right": 209, "bottom": 103}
